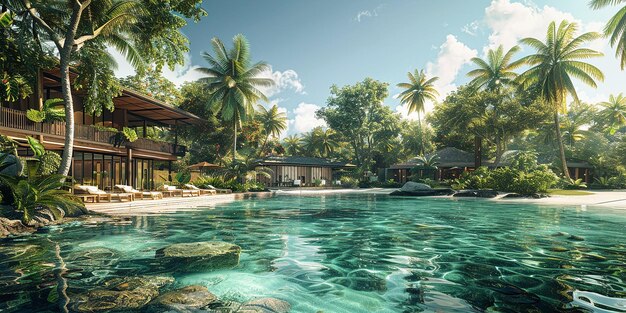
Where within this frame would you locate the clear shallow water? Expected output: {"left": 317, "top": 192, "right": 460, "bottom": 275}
{"left": 1, "top": 194, "right": 625, "bottom": 313}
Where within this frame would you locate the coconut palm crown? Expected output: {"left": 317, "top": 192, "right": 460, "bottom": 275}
{"left": 396, "top": 70, "right": 439, "bottom": 154}
{"left": 516, "top": 20, "right": 604, "bottom": 178}
{"left": 598, "top": 93, "right": 626, "bottom": 134}
{"left": 589, "top": 0, "right": 626, "bottom": 69}
{"left": 467, "top": 45, "right": 524, "bottom": 91}
{"left": 197, "top": 34, "right": 274, "bottom": 159}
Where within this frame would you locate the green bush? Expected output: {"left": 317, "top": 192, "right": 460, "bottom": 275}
{"left": 37, "top": 151, "right": 61, "bottom": 176}
{"left": 339, "top": 176, "right": 358, "bottom": 188}
{"left": 607, "top": 175, "right": 626, "bottom": 189}
{"left": 451, "top": 155, "right": 558, "bottom": 195}
{"left": 193, "top": 175, "right": 267, "bottom": 192}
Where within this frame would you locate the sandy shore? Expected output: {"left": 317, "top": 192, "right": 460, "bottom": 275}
{"left": 276, "top": 188, "right": 626, "bottom": 210}
{"left": 87, "top": 188, "right": 626, "bottom": 215}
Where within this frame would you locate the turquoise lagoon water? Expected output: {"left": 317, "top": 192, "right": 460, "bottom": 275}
{"left": 1, "top": 194, "right": 625, "bottom": 312}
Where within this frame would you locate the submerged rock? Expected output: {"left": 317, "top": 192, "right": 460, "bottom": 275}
{"left": 453, "top": 189, "right": 499, "bottom": 198}
{"left": 390, "top": 189, "right": 455, "bottom": 197}
{"left": 155, "top": 241, "right": 241, "bottom": 272}
{"left": 0, "top": 218, "right": 36, "bottom": 238}
{"left": 147, "top": 285, "right": 218, "bottom": 312}
{"left": 400, "top": 182, "right": 433, "bottom": 192}
{"left": 238, "top": 298, "right": 291, "bottom": 313}
{"left": 70, "top": 275, "right": 173, "bottom": 312}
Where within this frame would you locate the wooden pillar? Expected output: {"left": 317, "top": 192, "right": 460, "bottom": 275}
{"left": 142, "top": 120, "right": 147, "bottom": 138}
{"left": 126, "top": 148, "right": 133, "bottom": 187}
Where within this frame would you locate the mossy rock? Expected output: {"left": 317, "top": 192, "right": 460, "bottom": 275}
{"left": 155, "top": 241, "right": 241, "bottom": 272}
{"left": 238, "top": 298, "right": 291, "bottom": 313}
{"left": 147, "top": 285, "right": 218, "bottom": 312}
{"left": 70, "top": 276, "right": 173, "bottom": 312}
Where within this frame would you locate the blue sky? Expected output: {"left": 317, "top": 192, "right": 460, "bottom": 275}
{"left": 112, "top": 0, "right": 624, "bottom": 136}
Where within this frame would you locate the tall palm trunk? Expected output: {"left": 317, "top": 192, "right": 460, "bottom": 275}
{"left": 554, "top": 111, "right": 570, "bottom": 179}
{"left": 56, "top": 3, "right": 84, "bottom": 176}
{"left": 232, "top": 119, "right": 237, "bottom": 161}
{"left": 57, "top": 56, "right": 75, "bottom": 176}
{"left": 417, "top": 111, "right": 424, "bottom": 155}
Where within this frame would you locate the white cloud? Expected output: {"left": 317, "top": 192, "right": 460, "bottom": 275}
{"left": 355, "top": 10, "right": 375, "bottom": 22}
{"left": 480, "top": 0, "right": 622, "bottom": 105}
{"left": 354, "top": 4, "right": 385, "bottom": 22}
{"left": 161, "top": 53, "right": 204, "bottom": 87}
{"left": 259, "top": 66, "right": 306, "bottom": 97}
{"left": 461, "top": 21, "right": 481, "bottom": 36}
{"left": 425, "top": 34, "right": 477, "bottom": 109}
{"left": 110, "top": 48, "right": 202, "bottom": 86}
{"left": 483, "top": 0, "right": 577, "bottom": 52}
{"left": 292, "top": 102, "right": 326, "bottom": 133}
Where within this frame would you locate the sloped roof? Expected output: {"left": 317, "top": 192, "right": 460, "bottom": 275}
{"left": 390, "top": 147, "right": 478, "bottom": 169}
{"left": 257, "top": 156, "right": 355, "bottom": 168}
{"left": 43, "top": 69, "right": 203, "bottom": 126}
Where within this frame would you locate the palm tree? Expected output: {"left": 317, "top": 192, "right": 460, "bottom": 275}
{"left": 314, "top": 128, "right": 339, "bottom": 158}
{"left": 467, "top": 45, "right": 524, "bottom": 165}
{"left": 12, "top": 0, "right": 145, "bottom": 176}
{"left": 597, "top": 93, "right": 626, "bottom": 134}
{"left": 589, "top": 0, "right": 626, "bottom": 69}
{"left": 300, "top": 127, "right": 339, "bottom": 158}
{"left": 517, "top": 20, "right": 604, "bottom": 178}
{"left": 282, "top": 135, "right": 301, "bottom": 156}
{"left": 396, "top": 70, "right": 439, "bottom": 155}
{"left": 467, "top": 45, "right": 524, "bottom": 91}
{"left": 257, "top": 104, "right": 287, "bottom": 155}
{"left": 198, "top": 34, "right": 274, "bottom": 160}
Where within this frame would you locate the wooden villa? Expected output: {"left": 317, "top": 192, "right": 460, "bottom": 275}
{"left": 255, "top": 156, "right": 355, "bottom": 187}
{"left": 0, "top": 69, "right": 204, "bottom": 190}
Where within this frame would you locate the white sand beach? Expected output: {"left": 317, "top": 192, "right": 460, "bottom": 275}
{"left": 86, "top": 188, "right": 626, "bottom": 216}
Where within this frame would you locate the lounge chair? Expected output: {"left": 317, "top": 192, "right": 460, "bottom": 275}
{"left": 184, "top": 184, "right": 217, "bottom": 195}
{"left": 205, "top": 184, "right": 232, "bottom": 194}
{"left": 74, "top": 185, "right": 134, "bottom": 202}
{"left": 158, "top": 184, "right": 200, "bottom": 197}
{"left": 114, "top": 185, "right": 163, "bottom": 200}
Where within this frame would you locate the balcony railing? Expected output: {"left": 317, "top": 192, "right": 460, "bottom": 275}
{"left": 0, "top": 106, "right": 184, "bottom": 156}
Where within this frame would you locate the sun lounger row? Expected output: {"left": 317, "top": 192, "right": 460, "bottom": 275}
{"left": 74, "top": 184, "right": 232, "bottom": 203}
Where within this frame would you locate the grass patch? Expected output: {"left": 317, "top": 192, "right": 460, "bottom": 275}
{"left": 548, "top": 189, "right": 594, "bottom": 196}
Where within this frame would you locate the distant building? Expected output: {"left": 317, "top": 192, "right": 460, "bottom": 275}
{"left": 387, "top": 147, "right": 593, "bottom": 183}
{"left": 256, "top": 156, "right": 355, "bottom": 187}
{"left": 388, "top": 147, "right": 482, "bottom": 183}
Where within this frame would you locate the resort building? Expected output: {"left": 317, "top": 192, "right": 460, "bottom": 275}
{"left": 0, "top": 69, "right": 203, "bottom": 190}
{"left": 255, "top": 156, "right": 355, "bottom": 187}
{"left": 387, "top": 147, "right": 593, "bottom": 183}
{"left": 387, "top": 147, "right": 482, "bottom": 183}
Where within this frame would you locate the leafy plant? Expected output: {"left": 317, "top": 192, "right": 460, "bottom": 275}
{"left": 122, "top": 127, "right": 139, "bottom": 142}
{"left": 175, "top": 171, "right": 192, "bottom": 185}
{"left": 562, "top": 178, "right": 588, "bottom": 190}
{"left": 0, "top": 174, "right": 85, "bottom": 224}
{"left": 26, "top": 98, "right": 65, "bottom": 123}
{"left": 338, "top": 176, "right": 358, "bottom": 188}
{"left": 37, "top": 152, "right": 61, "bottom": 176}
{"left": 0, "top": 135, "right": 18, "bottom": 155}
{"left": 27, "top": 136, "right": 45, "bottom": 157}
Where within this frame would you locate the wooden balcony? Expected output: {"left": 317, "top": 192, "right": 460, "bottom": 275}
{"left": 0, "top": 106, "right": 185, "bottom": 157}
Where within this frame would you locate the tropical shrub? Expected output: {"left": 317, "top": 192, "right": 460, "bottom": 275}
{"left": 193, "top": 175, "right": 268, "bottom": 192}
{"left": 560, "top": 178, "right": 589, "bottom": 190}
{"left": 452, "top": 154, "right": 558, "bottom": 195}
{"left": 36, "top": 152, "right": 61, "bottom": 176}
{"left": 338, "top": 176, "right": 358, "bottom": 188}
{"left": 0, "top": 174, "right": 86, "bottom": 224}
